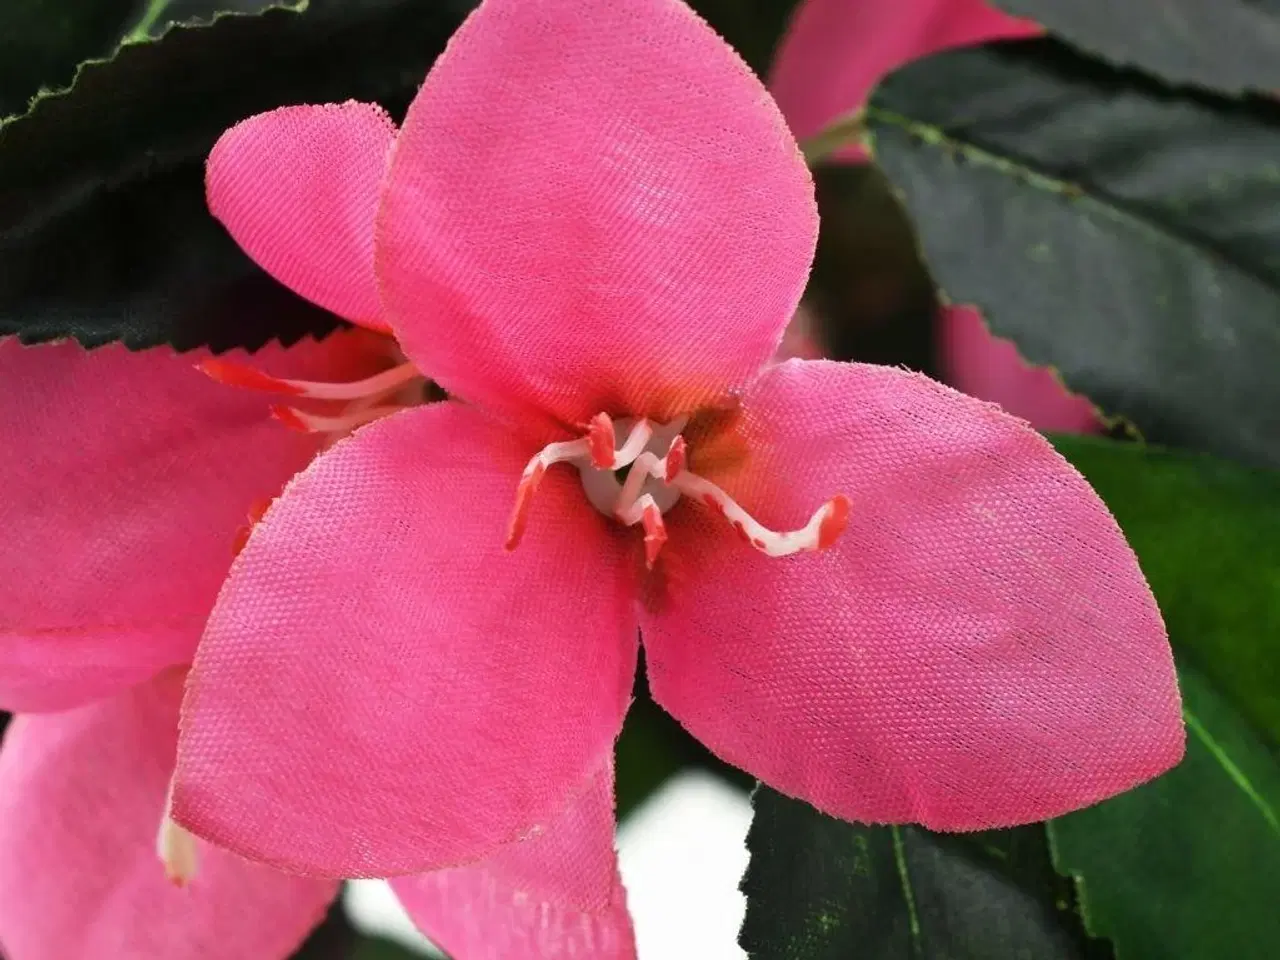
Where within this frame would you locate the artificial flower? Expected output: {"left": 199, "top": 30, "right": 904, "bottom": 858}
{"left": 170, "top": 13, "right": 1182, "bottom": 957}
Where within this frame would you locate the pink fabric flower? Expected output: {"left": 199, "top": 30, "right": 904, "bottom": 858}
{"left": 769, "top": 0, "right": 1101, "bottom": 432}
{"left": 0, "top": 335, "right": 376, "bottom": 959}
{"left": 0, "top": 107, "right": 631, "bottom": 960}
{"left": 171, "top": 6, "right": 1181, "bottom": 952}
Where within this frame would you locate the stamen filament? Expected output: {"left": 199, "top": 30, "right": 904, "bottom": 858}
{"left": 270, "top": 404, "right": 404, "bottom": 434}
{"left": 674, "top": 471, "right": 851, "bottom": 558}
{"left": 199, "top": 358, "right": 421, "bottom": 402}
{"left": 506, "top": 438, "right": 593, "bottom": 550}
{"left": 613, "top": 451, "right": 670, "bottom": 519}
{"left": 609, "top": 418, "right": 654, "bottom": 470}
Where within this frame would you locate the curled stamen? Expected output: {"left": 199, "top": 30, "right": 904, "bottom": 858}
{"left": 199, "top": 358, "right": 422, "bottom": 402}
{"left": 270, "top": 404, "right": 404, "bottom": 435}
{"left": 616, "top": 493, "right": 668, "bottom": 569}
{"left": 674, "top": 471, "right": 851, "bottom": 558}
{"left": 613, "top": 451, "right": 673, "bottom": 520}
{"left": 609, "top": 418, "right": 654, "bottom": 470}
{"left": 506, "top": 438, "right": 593, "bottom": 550}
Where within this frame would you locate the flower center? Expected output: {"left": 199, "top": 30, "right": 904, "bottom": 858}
{"left": 506, "top": 412, "right": 850, "bottom": 569}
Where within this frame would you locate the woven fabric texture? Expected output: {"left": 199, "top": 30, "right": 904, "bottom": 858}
{"left": 644, "top": 360, "right": 1181, "bottom": 829}
{"left": 172, "top": 3, "right": 1182, "bottom": 945}
{"left": 0, "top": 333, "right": 373, "bottom": 713}
{"left": 394, "top": 759, "right": 635, "bottom": 960}
{"left": 0, "top": 670, "right": 338, "bottom": 960}
{"left": 375, "top": 0, "right": 817, "bottom": 433}
{"left": 207, "top": 101, "right": 396, "bottom": 333}
{"left": 175, "top": 403, "right": 639, "bottom": 877}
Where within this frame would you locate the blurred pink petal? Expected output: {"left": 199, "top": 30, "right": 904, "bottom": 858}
{"left": 0, "top": 670, "right": 337, "bottom": 960}
{"left": 208, "top": 102, "right": 396, "bottom": 332}
{"left": 940, "top": 305, "right": 1101, "bottom": 432}
{"left": 375, "top": 0, "right": 816, "bottom": 432}
{"left": 769, "top": 0, "right": 1040, "bottom": 159}
{"left": 642, "top": 360, "right": 1182, "bottom": 829}
{"left": 175, "top": 403, "right": 639, "bottom": 876}
{"left": 0, "top": 334, "right": 370, "bottom": 713}
{"left": 394, "top": 758, "right": 635, "bottom": 960}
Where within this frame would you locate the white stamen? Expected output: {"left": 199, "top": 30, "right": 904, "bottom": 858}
{"left": 272, "top": 403, "right": 407, "bottom": 435}
{"left": 608, "top": 419, "right": 654, "bottom": 470}
{"left": 671, "top": 471, "right": 849, "bottom": 557}
{"left": 505, "top": 414, "right": 849, "bottom": 560}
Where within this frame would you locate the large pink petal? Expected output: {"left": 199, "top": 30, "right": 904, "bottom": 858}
{"left": 769, "top": 0, "right": 1040, "bottom": 159}
{"left": 174, "top": 402, "right": 638, "bottom": 876}
{"left": 375, "top": 0, "right": 817, "bottom": 432}
{"left": 0, "top": 334, "right": 368, "bottom": 713}
{"left": 939, "top": 305, "right": 1102, "bottom": 433}
{"left": 642, "top": 360, "right": 1182, "bottom": 830}
{"left": 208, "top": 102, "right": 395, "bottom": 331}
{"left": 0, "top": 670, "right": 338, "bottom": 960}
{"left": 394, "top": 758, "right": 635, "bottom": 960}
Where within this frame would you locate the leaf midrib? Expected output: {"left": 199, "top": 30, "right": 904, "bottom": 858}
{"left": 1184, "top": 706, "right": 1280, "bottom": 836}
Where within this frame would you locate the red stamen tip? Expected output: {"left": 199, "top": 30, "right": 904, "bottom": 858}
{"left": 665, "top": 436, "right": 687, "bottom": 481}
{"left": 197, "top": 358, "right": 303, "bottom": 396}
{"left": 640, "top": 504, "right": 668, "bottom": 570}
{"left": 587, "top": 413, "right": 616, "bottom": 468}
{"left": 817, "top": 495, "right": 851, "bottom": 550}
{"left": 269, "top": 405, "right": 310, "bottom": 433}
{"left": 505, "top": 463, "right": 546, "bottom": 551}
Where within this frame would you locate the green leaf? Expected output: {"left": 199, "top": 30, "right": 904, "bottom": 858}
{"left": 991, "top": 0, "right": 1280, "bottom": 97}
{"left": 740, "top": 789, "right": 1107, "bottom": 959}
{"left": 1053, "top": 435, "right": 1280, "bottom": 746}
{"left": 1050, "top": 665, "right": 1280, "bottom": 959}
{"left": 867, "top": 40, "right": 1280, "bottom": 469}
{"left": 0, "top": 0, "right": 473, "bottom": 353}
{"left": 0, "top": 0, "right": 137, "bottom": 117}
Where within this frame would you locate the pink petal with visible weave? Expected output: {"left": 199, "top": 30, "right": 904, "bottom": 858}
{"left": 939, "top": 305, "right": 1101, "bottom": 432}
{"left": 769, "top": 0, "right": 1040, "bottom": 158}
{"left": 0, "top": 669, "right": 338, "bottom": 960}
{"left": 0, "top": 334, "right": 371, "bottom": 713}
{"left": 208, "top": 102, "right": 396, "bottom": 332}
{"left": 643, "top": 360, "right": 1183, "bottom": 830}
{"left": 174, "top": 402, "right": 639, "bottom": 877}
{"left": 375, "top": 0, "right": 816, "bottom": 432}
{"left": 394, "top": 758, "right": 635, "bottom": 960}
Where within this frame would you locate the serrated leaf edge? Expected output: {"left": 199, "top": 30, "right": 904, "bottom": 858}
{"left": 0, "top": 1, "right": 308, "bottom": 132}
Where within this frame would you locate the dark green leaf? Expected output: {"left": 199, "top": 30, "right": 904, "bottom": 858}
{"left": 1053, "top": 435, "right": 1280, "bottom": 746}
{"left": 991, "top": 0, "right": 1280, "bottom": 97}
{"left": 0, "top": 0, "right": 138, "bottom": 118}
{"left": 349, "top": 937, "right": 432, "bottom": 960}
{"left": 0, "top": 0, "right": 474, "bottom": 353}
{"left": 740, "top": 789, "right": 1106, "bottom": 959}
{"left": 1050, "top": 665, "right": 1280, "bottom": 959}
{"left": 868, "top": 40, "right": 1280, "bottom": 468}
